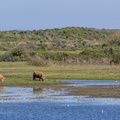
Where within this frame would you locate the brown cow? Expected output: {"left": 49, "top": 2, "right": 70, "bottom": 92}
{"left": 33, "top": 71, "right": 45, "bottom": 81}
{"left": 0, "top": 74, "right": 4, "bottom": 81}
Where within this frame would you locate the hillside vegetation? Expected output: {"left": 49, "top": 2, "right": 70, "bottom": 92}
{"left": 0, "top": 27, "right": 120, "bottom": 65}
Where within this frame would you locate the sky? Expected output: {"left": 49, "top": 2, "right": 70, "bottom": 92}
{"left": 0, "top": 0, "right": 120, "bottom": 31}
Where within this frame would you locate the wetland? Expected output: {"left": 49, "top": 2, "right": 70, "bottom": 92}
{"left": 0, "top": 62, "right": 120, "bottom": 119}
{"left": 0, "top": 80, "right": 120, "bottom": 120}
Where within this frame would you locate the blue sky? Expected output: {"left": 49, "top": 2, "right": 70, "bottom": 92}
{"left": 0, "top": 0, "right": 120, "bottom": 30}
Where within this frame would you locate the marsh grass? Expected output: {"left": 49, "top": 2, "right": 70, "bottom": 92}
{"left": 3, "top": 77, "right": 64, "bottom": 84}
{"left": 0, "top": 62, "right": 120, "bottom": 84}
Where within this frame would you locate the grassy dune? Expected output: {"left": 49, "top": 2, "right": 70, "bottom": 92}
{"left": 0, "top": 62, "right": 120, "bottom": 84}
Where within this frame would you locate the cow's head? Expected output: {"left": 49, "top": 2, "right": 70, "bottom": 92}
{"left": 41, "top": 77, "right": 46, "bottom": 81}
{"left": 0, "top": 78, "right": 4, "bottom": 81}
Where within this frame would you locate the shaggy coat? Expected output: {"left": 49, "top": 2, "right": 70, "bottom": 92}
{"left": 0, "top": 74, "right": 4, "bottom": 81}
{"left": 33, "top": 71, "right": 45, "bottom": 81}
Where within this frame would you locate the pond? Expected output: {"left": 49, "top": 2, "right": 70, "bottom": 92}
{"left": 0, "top": 80, "right": 120, "bottom": 120}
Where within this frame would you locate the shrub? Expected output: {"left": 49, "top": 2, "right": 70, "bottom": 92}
{"left": 80, "top": 49, "right": 107, "bottom": 58}
{"left": 27, "top": 55, "right": 48, "bottom": 67}
{"left": 111, "top": 52, "right": 120, "bottom": 64}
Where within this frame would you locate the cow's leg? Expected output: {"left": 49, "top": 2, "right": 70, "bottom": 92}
{"left": 39, "top": 76, "right": 42, "bottom": 81}
{"left": 33, "top": 75, "right": 36, "bottom": 80}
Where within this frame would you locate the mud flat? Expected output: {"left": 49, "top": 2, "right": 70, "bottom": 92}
{"left": 0, "top": 80, "right": 120, "bottom": 98}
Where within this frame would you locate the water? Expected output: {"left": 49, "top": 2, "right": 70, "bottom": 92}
{"left": 62, "top": 80, "right": 120, "bottom": 87}
{"left": 0, "top": 80, "right": 120, "bottom": 120}
{"left": 1, "top": 102, "right": 120, "bottom": 120}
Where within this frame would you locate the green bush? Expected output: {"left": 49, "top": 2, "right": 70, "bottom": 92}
{"left": 80, "top": 49, "right": 107, "bottom": 58}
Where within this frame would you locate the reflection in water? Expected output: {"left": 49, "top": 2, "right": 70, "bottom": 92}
{"left": 33, "top": 87, "right": 45, "bottom": 95}
{"left": 0, "top": 80, "right": 120, "bottom": 104}
{"left": 0, "top": 86, "right": 4, "bottom": 92}
{"left": 0, "top": 86, "right": 119, "bottom": 104}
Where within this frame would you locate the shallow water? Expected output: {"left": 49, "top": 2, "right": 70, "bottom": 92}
{"left": 0, "top": 80, "right": 120, "bottom": 120}
{"left": 62, "top": 80, "right": 120, "bottom": 87}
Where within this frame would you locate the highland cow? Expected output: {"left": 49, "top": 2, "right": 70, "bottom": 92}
{"left": 33, "top": 71, "right": 45, "bottom": 81}
{"left": 0, "top": 74, "right": 4, "bottom": 81}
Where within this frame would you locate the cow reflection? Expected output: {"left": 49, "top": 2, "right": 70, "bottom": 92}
{"left": 0, "top": 87, "right": 4, "bottom": 92}
{"left": 33, "top": 87, "right": 45, "bottom": 95}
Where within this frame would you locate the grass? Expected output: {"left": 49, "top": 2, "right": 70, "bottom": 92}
{"left": 0, "top": 62, "right": 120, "bottom": 84}
{"left": 3, "top": 77, "right": 64, "bottom": 84}
{"left": 0, "top": 51, "right": 6, "bottom": 56}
